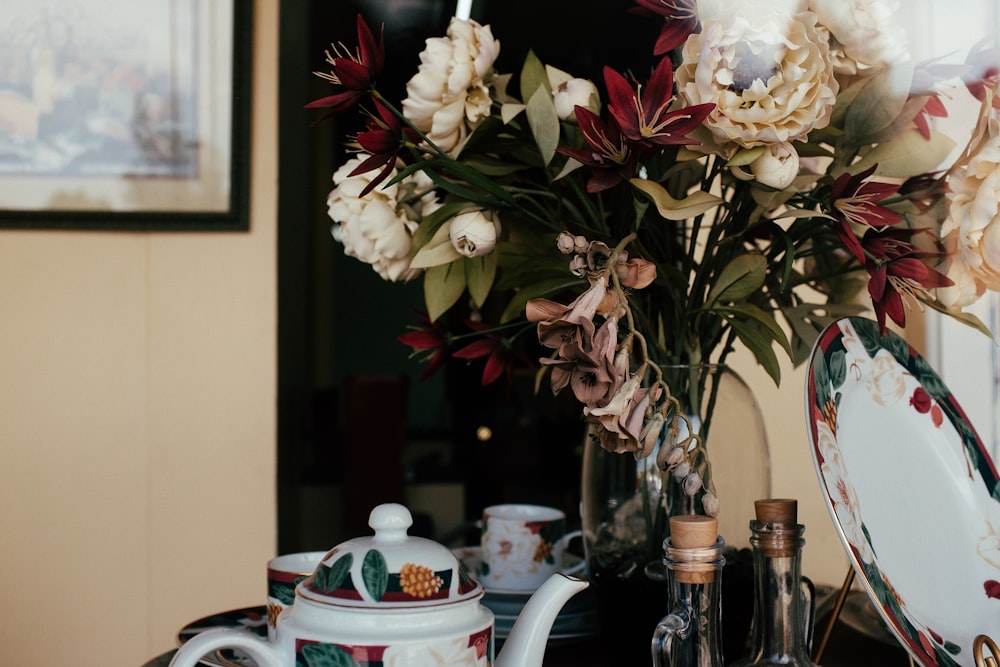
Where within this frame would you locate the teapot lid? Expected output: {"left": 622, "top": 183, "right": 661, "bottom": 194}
{"left": 298, "top": 503, "right": 481, "bottom": 609}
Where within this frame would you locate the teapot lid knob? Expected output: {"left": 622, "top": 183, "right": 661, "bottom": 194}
{"left": 369, "top": 503, "right": 412, "bottom": 544}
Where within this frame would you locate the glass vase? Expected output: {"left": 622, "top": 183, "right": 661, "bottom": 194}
{"left": 580, "top": 364, "right": 770, "bottom": 664}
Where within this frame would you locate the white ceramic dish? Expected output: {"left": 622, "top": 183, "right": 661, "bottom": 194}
{"left": 806, "top": 317, "right": 1000, "bottom": 667}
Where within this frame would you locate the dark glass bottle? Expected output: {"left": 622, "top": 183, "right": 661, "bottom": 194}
{"left": 729, "top": 499, "right": 818, "bottom": 667}
{"left": 652, "top": 515, "right": 726, "bottom": 667}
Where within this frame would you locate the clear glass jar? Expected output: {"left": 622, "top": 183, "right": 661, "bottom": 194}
{"left": 729, "top": 502, "right": 818, "bottom": 667}
{"left": 652, "top": 516, "right": 726, "bottom": 667}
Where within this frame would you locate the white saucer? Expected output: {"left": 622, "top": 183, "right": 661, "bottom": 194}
{"left": 451, "top": 546, "right": 586, "bottom": 595}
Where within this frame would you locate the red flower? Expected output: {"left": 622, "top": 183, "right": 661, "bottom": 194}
{"left": 305, "top": 14, "right": 385, "bottom": 117}
{"left": 631, "top": 0, "right": 699, "bottom": 56}
{"left": 603, "top": 59, "right": 714, "bottom": 148}
{"left": 830, "top": 164, "right": 903, "bottom": 264}
{"left": 351, "top": 99, "right": 419, "bottom": 196}
{"left": 452, "top": 322, "right": 534, "bottom": 386}
{"left": 557, "top": 108, "right": 635, "bottom": 192}
{"left": 859, "top": 227, "right": 952, "bottom": 330}
{"left": 398, "top": 311, "right": 449, "bottom": 381}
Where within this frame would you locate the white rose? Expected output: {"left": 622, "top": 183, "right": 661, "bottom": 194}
{"left": 402, "top": 18, "right": 500, "bottom": 155}
{"left": 449, "top": 209, "right": 501, "bottom": 257}
{"left": 676, "top": 7, "right": 839, "bottom": 148}
{"left": 551, "top": 77, "right": 600, "bottom": 120}
{"left": 749, "top": 141, "right": 800, "bottom": 189}
{"left": 939, "top": 115, "right": 1000, "bottom": 306}
{"left": 327, "top": 156, "right": 442, "bottom": 282}
{"left": 865, "top": 349, "right": 906, "bottom": 407}
{"left": 809, "top": 0, "right": 909, "bottom": 75}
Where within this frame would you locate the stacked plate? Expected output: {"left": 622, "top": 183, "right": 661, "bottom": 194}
{"left": 451, "top": 546, "right": 600, "bottom": 645}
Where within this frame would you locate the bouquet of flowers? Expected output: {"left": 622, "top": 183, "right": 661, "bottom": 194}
{"left": 309, "top": 0, "right": 1000, "bottom": 515}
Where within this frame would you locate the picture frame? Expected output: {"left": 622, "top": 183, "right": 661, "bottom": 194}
{"left": 0, "top": 0, "right": 252, "bottom": 231}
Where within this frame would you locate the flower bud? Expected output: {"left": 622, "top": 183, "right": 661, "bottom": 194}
{"left": 682, "top": 472, "right": 703, "bottom": 496}
{"left": 557, "top": 232, "right": 577, "bottom": 254}
{"left": 701, "top": 491, "right": 720, "bottom": 517}
{"left": 552, "top": 77, "right": 600, "bottom": 120}
{"left": 449, "top": 209, "right": 501, "bottom": 257}
{"left": 750, "top": 141, "right": 800, "bottom": 190}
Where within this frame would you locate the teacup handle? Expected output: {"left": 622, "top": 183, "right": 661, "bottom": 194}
{"left": 169, "top": 628, "right": 280, "bottom": 667}
{"left": 556, "top": 529, "right": 586, "bottom": 575}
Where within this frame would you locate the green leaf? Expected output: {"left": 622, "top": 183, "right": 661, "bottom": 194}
{"left": 526, "top": 85, "right": 560, "bottom": 166}
{"left": 727, "top": 316, "right": 782, "bottom": 385}
{"left": 519, "top": 49, "right": 549, "bottom": 104}
{"left": 918, "top": 294, "right": 998, "bottom": 340}
{"left": 850, "top": 129, "right": 956, "bottom": 179}
{"left": 630, "top": 178, "right": 723, "bottom": 220}
{"left": 706, "top": 254, "right": 767, "bottom": 305}
{"left": 299, "top": 642, "right": 360, "bottom": 667}
{"left": 410, "top": 221, "right": 463, "bottom": 269}
{"left": 361, "top": 549, "right": 389, "bottom": 601}
{"left": 713, "top": 303, "right": 791, "bottom": 356}
{"left": 424, "top": 263, "right": 467, "bottom": 322}
{"left": 313, "top": 554, "right": 353, "bottom": 594}
{"left": 843, "top": 61, "right": 913, "bottom": 143}
{"left": 726, "top": 146, "right": 766, "bottom": 167}
{"left": 465, "top": 252, "right": 498, "bottom": 308}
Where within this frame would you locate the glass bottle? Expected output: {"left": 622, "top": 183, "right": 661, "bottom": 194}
{"left": 729, "top": 499, "right": 818, "bottom": 667}
{"left": 652, "top": 515, "right": 726, "bottom": 667}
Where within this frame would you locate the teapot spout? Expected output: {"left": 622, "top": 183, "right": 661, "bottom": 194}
{"left": 495, "top": 573, "right": 589, "bottom": 667}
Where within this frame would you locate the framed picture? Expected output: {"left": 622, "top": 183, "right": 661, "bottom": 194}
{"left": 0, "top": 0, "right": 252, "bottom": 231}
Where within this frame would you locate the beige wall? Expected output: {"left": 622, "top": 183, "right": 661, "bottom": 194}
{"left": 0, "top": 0, "right": 278, "bottom": 665}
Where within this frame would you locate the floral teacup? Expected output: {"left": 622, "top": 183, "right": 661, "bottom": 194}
{"left": 479, "top": 504, "right": 583, "bottom": 592}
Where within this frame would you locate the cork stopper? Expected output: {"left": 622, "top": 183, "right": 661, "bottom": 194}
{"left": 754, "top": 498, "right": 797, "bottom": 524}
{"left": 670, "top": 515, "right": 719, "bottom": 548}
{"left": 669, "top": 516, "right": 720, "bottom": 584}
{"left": 753, "top": 499, "right": 800, "bottom": 558}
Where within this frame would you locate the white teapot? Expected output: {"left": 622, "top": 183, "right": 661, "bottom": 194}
{"left": 170, "top": 503, "right": 588, "bottom": 667}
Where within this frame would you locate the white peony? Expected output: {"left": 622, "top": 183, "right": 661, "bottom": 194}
{"left": 326, "top": 156, "right": 442, "bottom": 282}
{"left": 676, "top": 6, "right": 839, "bottom": 149}
{"left": 481, "top": 520, "right": 542, "bottom": 577}
{"left": 809, "top": 0, "right": 909, "bottom": 75}
{"left": 402, "top": 18, "right": 500, "bottom": 155}
{"left": 939, "top": 115, "right": 1000, "bottom": 307}
{"left": 382, "top": 636, "right": 487, "bottom": 667}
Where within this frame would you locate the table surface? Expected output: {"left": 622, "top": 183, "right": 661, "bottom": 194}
{"left": 148, "top": 610, "right": 911, "bottom": 667}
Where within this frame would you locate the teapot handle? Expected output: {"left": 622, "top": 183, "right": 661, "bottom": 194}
{"left": 168, "top": 628, "right": 281, "bottom": 667}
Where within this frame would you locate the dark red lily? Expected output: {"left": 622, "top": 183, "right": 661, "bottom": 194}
{"left": 306, "top": 14, "right": 385, "bottom": 117}
{"left": 452, "top": 322, "right": 534, "bottom": 386}
{"left": 398, "top": 311, "right": 450, "bottom": 381}
{"left": 859, "top": 227, "right": 953, "bottom": 330}
{"left": 603, "top": 59, "right": 713, "bottom": 148}
{"left": 351, "top": 99, "right": 419, "bottom": 196}
{"left": 557, "top": 108, "right": 636, "bottom": 192}
{"left": 829, "top": 164, "right": 902, "bottom": 263}
{"left": 631, "top": 0, "right": 699, "bottom": 55}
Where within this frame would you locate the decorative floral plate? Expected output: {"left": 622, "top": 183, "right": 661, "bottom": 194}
{"left": 806, "top": 316, "right": 1000, "bottom": 667}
